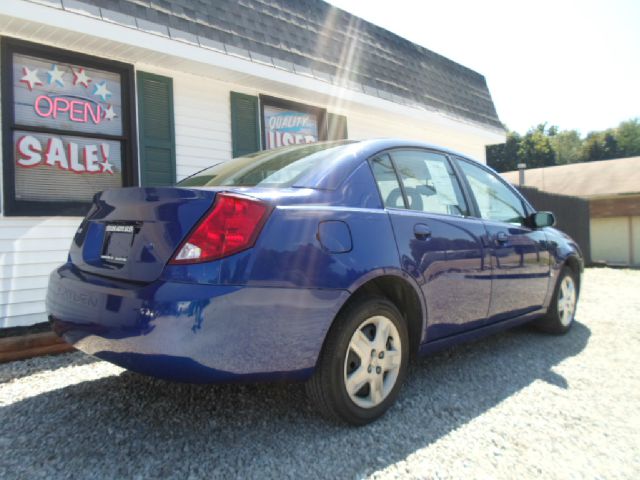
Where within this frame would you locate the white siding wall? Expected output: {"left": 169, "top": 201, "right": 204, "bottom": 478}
{"left": 345, "top": 109, "right": 489, "bottom": 162}
{"left": 172, "top": 73, "right": 232, "bottom": 180}
{"left": 1, "top": 59, "right": 498, "bottom": 328}
{"left": 0, "top": 217, "right": 81, "bottom": 327}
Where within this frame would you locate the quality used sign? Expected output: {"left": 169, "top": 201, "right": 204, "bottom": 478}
{"left": 263, "top": 104, "right": 319, "bottom": 149}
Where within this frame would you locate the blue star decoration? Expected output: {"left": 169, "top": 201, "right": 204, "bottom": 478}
{"left": 47, "top": 64, "right": 66, "bottom": 88}
{"left": 93, "top": 81, "right": 112, "bottom": 102}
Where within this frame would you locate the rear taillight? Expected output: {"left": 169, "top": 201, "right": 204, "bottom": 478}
{"left": 170, "top": 193, "right": 271, "bottom": 264}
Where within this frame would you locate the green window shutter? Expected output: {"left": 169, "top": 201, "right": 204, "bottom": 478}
{"left": 137, "top": 71, "right": 176, "bottom": 186}
{"left": 328, "top": 113, "right": 348, "bottom": 140}
{"left": 230, "top": 92, "right": 260, "bottom": 157}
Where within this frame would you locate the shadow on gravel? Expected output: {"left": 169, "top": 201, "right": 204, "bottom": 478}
{"left": 0, "top": 321, "right": 590, "bottom": 479}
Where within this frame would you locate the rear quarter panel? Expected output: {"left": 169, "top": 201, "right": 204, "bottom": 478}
{"left": 217, "top": 161, "right": 414, "bottom": 293}
{"left": 221, "top": 206, "right": 403, "bottom": 290}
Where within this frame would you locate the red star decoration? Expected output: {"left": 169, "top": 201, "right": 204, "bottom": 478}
{"left": 72, "top": 67, "right": 92, "bottom": 88}
{"left": 20, "top": 67, "right": 43, "bottom": 91}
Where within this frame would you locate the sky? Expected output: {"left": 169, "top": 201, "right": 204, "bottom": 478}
{"left": 327, "top": 0, "right": 640, "bottom": 136}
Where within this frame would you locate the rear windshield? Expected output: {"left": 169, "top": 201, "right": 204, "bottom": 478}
{"left": 178, "top": 141, "right": 354, "bottom": 188}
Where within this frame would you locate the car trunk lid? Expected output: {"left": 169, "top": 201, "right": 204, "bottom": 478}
{"left": 70, "top": 187, "right": 217, "bottom": 283}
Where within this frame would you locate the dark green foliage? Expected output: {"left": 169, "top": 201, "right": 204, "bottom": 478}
{"left": 550, "top": 130, "right": 582, "bottom": 164}
{"left": 487, "top": 118, "right": 640, "bottom": 172}
{"left": 486, "top": 131, "right": 521, "bottom": 172}
{"left": 616, "top": 119, "right": 640, "bottom": 154}
{"left": 582, "top": 130, "right": 622, "bottom": 161}
{"left": 518, "top": 124, "right": 556, "bottom": 168}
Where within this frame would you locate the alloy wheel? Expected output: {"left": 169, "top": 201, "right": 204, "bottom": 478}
{"left": 343, "top": 315, "right": 402, "bottom": 409}
{"left": 558, "top": 275, "right": 577, "bottom": 327}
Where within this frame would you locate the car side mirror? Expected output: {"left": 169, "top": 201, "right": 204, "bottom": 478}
{"left": 528, "top": 211, "right": 555, "bottom": 228}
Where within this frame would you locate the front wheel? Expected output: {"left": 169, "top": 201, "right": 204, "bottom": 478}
{"left": 306, "top": 296, "right": 409, "bottom": 425}
{"left": 536, "top": 267, "right": 579, "bottom": 334}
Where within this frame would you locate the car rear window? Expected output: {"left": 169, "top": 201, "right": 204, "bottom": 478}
{"left": 178, "top": 141, "right": 354, "bottom": 188}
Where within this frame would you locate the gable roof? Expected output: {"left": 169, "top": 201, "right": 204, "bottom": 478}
{"left": 73, "top": 0, "right": 503, "bottom": 129}
{"left": 501, "top": 156, "right": 640, "bottom": 198}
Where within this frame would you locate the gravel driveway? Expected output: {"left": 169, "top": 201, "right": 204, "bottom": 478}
{"left": 1, "top": 268, "right": 639, "bottom": 479}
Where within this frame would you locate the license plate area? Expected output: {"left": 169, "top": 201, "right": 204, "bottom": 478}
{"left": 101, "top": 224, "right": 137, "bottom": 264}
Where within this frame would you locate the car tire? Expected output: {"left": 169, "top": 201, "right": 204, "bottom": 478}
{"left": 535, "top": 267, "right": 579, "bottom": 334}
{"left": 306, "top": 295, "right": 409, "bottom": 426}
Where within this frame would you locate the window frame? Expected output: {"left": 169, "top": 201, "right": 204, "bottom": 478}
{"left": 367, "top": 147, "right": 471, "bottom": 217}
{"left": 1, "top": 37, "right": 138, "bottom": 216}
{"left": 369, "top": 153, "right": 407, "bottom": 209}
{"left": 451, "top": 155, "right": 535, "bottom": 224}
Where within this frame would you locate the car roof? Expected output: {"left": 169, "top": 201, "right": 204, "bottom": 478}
{"left": 292, "top": 138, "right": 481, "bottom": 190}
{"left": 349, "top": 138, "right": 477, "bottom": 160}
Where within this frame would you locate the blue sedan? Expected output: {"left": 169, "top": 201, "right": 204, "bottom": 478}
{"left": 46, "top": 139, "right": 583, "bottom": 425}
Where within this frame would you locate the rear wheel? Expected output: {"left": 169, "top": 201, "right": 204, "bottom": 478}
{"left": 306, "top": 296, "right": 409, "bottom": 425}
{"left": 536, "top": 267, "right": 579, "bottom": 334}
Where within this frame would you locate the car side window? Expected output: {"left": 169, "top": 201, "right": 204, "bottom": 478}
{"left": 390, "top": 150, "right": 468, "bottom": 216}
{"left": 457, "top": 159, "right": 526, "bottom": 224}
{"left": 370, "top": 154, "right": 406, "bottom": 209}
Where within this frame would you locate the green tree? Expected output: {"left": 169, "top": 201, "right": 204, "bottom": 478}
{"left": 603, "top": 132, "right": 622, "bottom": 158}
{"left": 616, "top": 118, "right": 640, "bottom": 157}
{"left": 486, "top": 130, "right": 521, "bottom": 172}
{"left": 517, "top": 123, "right": 556, "bottom": 168}
{"left": 582, "top": 132, "right": 604, "bottom": 161}
{"left": 486, "top": 117, "right": 640, "bottom": 171}
{"left": 547, "top": 125, "right": 560, "bottom": 137}
{"left": 582, "top": 129, "right": 621, "bottom": 161}
{"left": 550, "top": 129, "right": 582, "bottom": 164}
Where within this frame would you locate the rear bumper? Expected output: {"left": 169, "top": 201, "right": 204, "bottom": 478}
{"left": 46, "top": 264, "right": 349, "bottom": 383}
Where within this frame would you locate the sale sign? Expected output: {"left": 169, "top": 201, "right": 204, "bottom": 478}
{"left": 16, "top": 134, "right": 114, "bottom": 174}
{"left": 263, "top": 105, "right": 319, "bottom": 149}
{"left": 14, "top": 131, "right": 122, "bottom": 202}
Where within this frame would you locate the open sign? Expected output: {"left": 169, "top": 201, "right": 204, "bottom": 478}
{"left": 14, "top": 56, "right": 122, "bottom": 137}
{"left": 34, "top": 95, "right": 104, "bottom": 124}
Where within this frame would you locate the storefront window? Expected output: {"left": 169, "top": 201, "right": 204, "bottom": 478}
{"left": 2, "top": 38, "right": 136, "bottom": 216}
{"left": 260, "top": 95, "right": 327, "bottom": 150}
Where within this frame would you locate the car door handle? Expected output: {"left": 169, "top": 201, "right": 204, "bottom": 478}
{"left": 414, "top": 224, "right": 432, "bottom": 240}
{"left": 496, "top": 231, "right": 509, "bottom": 244}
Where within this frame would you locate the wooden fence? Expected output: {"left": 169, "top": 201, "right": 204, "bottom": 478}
{"left": 517, "top": 186, "right": 592, "bottom": 265}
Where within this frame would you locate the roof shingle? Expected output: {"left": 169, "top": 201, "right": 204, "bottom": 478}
{"left": 70, "top": 0, "right": 503, "bottom": 129}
